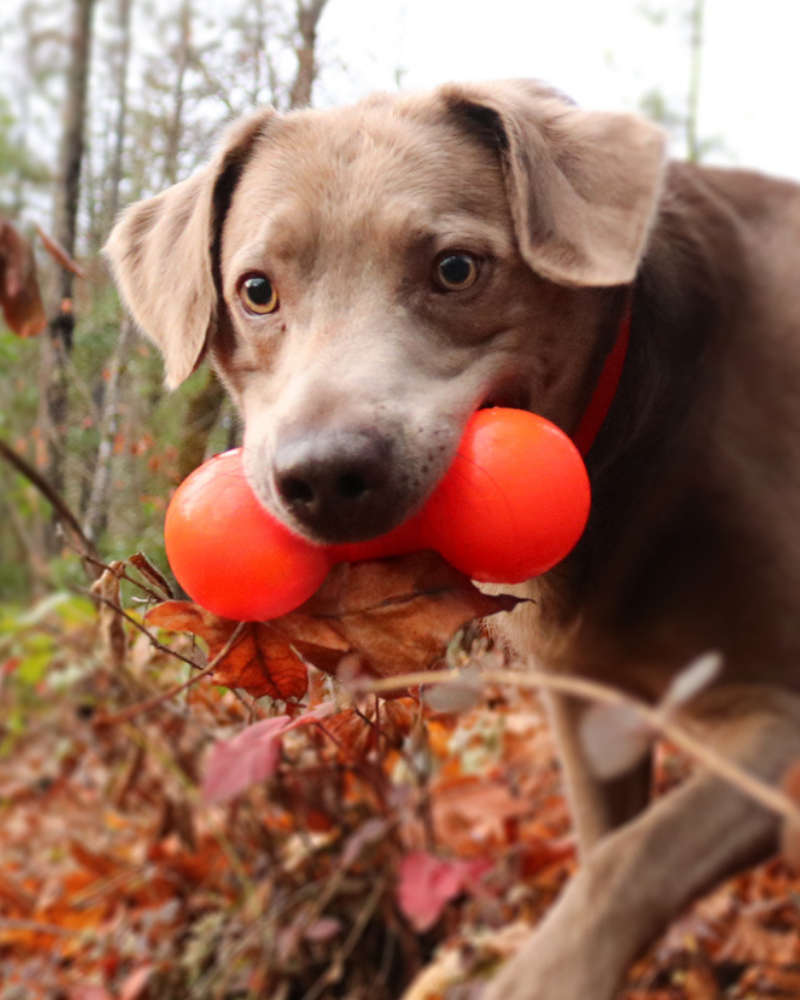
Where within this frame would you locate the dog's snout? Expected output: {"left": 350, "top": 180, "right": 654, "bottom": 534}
{"left": 272, "top": 430, "right": 408, "bottom": 543}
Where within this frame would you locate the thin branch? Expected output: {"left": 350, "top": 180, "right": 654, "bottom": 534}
{"left": 302, "top": 875, "right": 387, "bottom": 1000}
{"left": 72, "top": 583, "right": 199, "bottom": 670}
{"left": 61, "top": 537, "right": 169, "bottom": 603}
{"left": 357, "top": 666, "right": 800, "bottom": 826}
{"left": 95, "top": 619, "right": 247, "bottom": 726}
{"left": 0, "top": 435, "right": 98, "bottom": 562}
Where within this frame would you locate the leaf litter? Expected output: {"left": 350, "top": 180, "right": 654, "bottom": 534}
{"left": 2, "top": 552, "right": 800, "bottom": 999}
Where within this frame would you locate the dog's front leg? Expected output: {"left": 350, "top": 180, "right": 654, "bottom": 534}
{"left": 545, "top": 691, "right": 652, "bottom": 856}
{"left": 483, "top": 685, "right": 800, "bottom": 1000}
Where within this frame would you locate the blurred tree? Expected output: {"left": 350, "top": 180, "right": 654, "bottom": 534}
{"left": 291, "top": 0, "right": 329, "bottom": 109}
{"left": 638, "top": 0, "right": 722, "bottom": 162}
{"left": 43, "top": 0, "right": 97, "bottom": 514}
{"left": 82, "top": 0, "right": 134, "bottom": 542}
{"left": 174, "top": 0, "right": 333, "bottom": 483}
{"left": 0, "top": 98, "right": 51, "bottom": 217}
{"left": 0, "top": 0, "right": 339, "bottom": 600}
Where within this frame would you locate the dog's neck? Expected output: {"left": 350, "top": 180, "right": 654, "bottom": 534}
{"left": 572, "top": 302, "right": 632, "bottom": 456}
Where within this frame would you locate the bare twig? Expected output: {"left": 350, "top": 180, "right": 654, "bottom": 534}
{"left": 0, "top": 435, "right": 99, "bottom": 564}
{"left": 61, "top": 538, "right": 172, "bottom": 604}
{"left": 357, "top": 666, "right": 800, "bottom": 826}
{"left": 72, "top": 583, "right": 199, "bottom": 670}
{"left": 302, "top": 875, "right": 387, "bottom": 1000}
{"left": 95, "top": 619, "right": 247, "bottom": 726}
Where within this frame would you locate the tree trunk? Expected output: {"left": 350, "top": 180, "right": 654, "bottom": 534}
{"left": 177, "top": 369, "right": 229, "bottom": 482}
{"left": 81, "top": 0, "right": 134, "bottom": 541}
{"left": 685, "top": 0, "right": 705, "bottom": 163}
{"left": 289, "top": 0, "right": 330, "bottom": 110}
{"left": 175, "top": 0, "right": 331, "bottom": 481}
{"left": 164, "top": 0, "right": 192, "bottom": 188}
{"left": 108, "top": 0, "right": 133, "bottom": 223}
{"left": 45, "top": 0, "right": 96, "bottom": 505}
{"left": 82, "top": 316, "right": 134, "bottom": 541}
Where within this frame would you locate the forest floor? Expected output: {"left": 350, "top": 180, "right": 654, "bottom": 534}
{"left": 3, "top": 566, "right": 800, "bottom": 1000}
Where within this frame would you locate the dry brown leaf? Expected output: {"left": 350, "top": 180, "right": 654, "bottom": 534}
{"left": 781, "top": 761, "right": 800, "bottom": 872}
{"left": 90, "top": 561, "right": 128, "bottom": 670}
{"left": 282, "top": 551, "right": 522, "bottom": 685}
{"left": 128, "top": 552, "right": 174, "bottom": 598}
{"left": 147, "top": 552, "right": 521, "bottom": 700}
{"left": 145, "top": 601, "right": 310, "bottom": 701}
{"left": 0, "top": 218, "right": 47, "bottom": 337}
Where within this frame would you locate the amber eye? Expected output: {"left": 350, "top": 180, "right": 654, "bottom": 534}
{"left": 435, "top": 253, "right": 479, "bottom": 291}
{"left": 239, "top": 274, "right": 279, "bottom": 315}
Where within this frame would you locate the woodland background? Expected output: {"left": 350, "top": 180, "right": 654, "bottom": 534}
{"left": 0, "top": 0, "right": 729, "bottom": 601}
{"left": 5, "top": 2, "right": 800, "bottom": 999}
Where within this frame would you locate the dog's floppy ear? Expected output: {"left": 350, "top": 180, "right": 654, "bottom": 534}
{"left": 441, "top": 80, "right": 666, "bottom": 287}
{"left": 104, "top": 108, "right": 274, "bottom": 387}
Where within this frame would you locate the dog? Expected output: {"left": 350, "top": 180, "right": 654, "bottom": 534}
{"left": 105, "top": 80, "right": 800, "bottom": 999}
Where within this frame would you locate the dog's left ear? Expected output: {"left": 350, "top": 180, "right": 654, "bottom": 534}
{"left": 104, "top": 108, "right": 275, "bottom": 387}
{"left": 442, "top": 80, "right": 667, "bottom": 287}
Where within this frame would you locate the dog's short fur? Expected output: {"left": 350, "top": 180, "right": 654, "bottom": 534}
{"left": 106, "top": 81, "right": 800, "bottom": 999}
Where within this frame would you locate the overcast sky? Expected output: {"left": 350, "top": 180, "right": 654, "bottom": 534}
{"left": 316, "top": 0, "right": 800, "bottom": 181}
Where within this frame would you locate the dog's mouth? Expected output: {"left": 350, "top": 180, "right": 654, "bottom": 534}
{"left": 479, "top": 378, "right": 532, "bottom": 413}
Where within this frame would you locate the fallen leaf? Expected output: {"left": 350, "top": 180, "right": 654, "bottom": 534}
{"left": 90, "top": 561, "right": 128, "bottom": 670}
{"left": 682, "top": 964, "right": 720, "bottom": 1000}
{"left": 340, "top": 816, "right": 394, "bottom": 869}
{"left": 145, "top": 601, "right": 311, "bottom": 700}
{"left": 303, "top": 916, "right": 343, "bottom": 943}
{"left": 201, "top": 701, "right": 337, "bottom": 804}
{"left": 781, "top": 761, "right": 800, "bottom": 872}
{"left": 0, "top": 218, "right": 47, "bottom": 337}
{"left": 119, "top": 964, "right": 154, "bottom": 1000}
{"left": 397, "top": 851, "right": 492, "bottom": 933}
{"left": 0, "top": 868, "right": 36, "bottom": 915}
{"left": 147, "top": 552, "right": 521, "bottom": 699}
{"left": 432, "top": 774, "right": 535, "bottom": 851}
{"left": 288, "top": 552, "right": 520, "bottom": 685}
{"left": 401, "top": 924, "right": 534, "bottom": 1000}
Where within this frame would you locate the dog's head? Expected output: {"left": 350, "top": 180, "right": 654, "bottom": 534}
{"left": 106, "top": 81, "right": 665, "bottom": 545}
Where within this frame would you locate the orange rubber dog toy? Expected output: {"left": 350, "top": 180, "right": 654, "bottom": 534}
{"left": 164, "top": 408, "right": 591, "bottom": 621}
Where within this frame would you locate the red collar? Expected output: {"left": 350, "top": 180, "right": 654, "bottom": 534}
{"left": 571, "top": 303, "right": 632, "bottom": 456}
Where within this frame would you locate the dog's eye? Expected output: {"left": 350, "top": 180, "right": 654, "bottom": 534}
{"left": 435, "top": 253, "right": 479, "bottom": 292}
{"left": 239, "top": 274, "right": 279, "bottom": 315}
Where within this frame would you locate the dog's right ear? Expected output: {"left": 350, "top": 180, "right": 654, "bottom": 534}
{"left": 104, "top": 109, "right": 274, "bottom": 387}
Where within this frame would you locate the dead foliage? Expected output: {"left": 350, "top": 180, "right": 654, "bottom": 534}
{"left": 0, "top": 218, "right": 47, "bottom": 338}
{"left": 2, "top": 551, "right": 800, "bottom": 999}
{"left": 0, "top": 218, "right": 85, "bottom": 339}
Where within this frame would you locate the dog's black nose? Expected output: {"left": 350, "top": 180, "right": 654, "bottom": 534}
{"left": 273, "top": 430, "right": 407, "bottom": 543}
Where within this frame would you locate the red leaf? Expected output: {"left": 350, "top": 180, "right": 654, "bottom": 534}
{"left": 397, "top": 851, "right": 492, "bottom": 932}
{"left": 119, "top": 965, "right": 154, "bottom": 1000}
{"left": 202, "top": 701, "right": 336, "bottom": 804}
{"left": 304, "top": 916, "right": 343, "bottom": 942}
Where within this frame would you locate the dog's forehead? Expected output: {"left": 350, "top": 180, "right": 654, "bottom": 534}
{"left": 224, "top": 102, "right": 510, "bottom": 252}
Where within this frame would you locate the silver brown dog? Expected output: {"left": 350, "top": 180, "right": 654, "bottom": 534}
{"left": 106, "top": 80, "right": 800, "bottom": 999}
